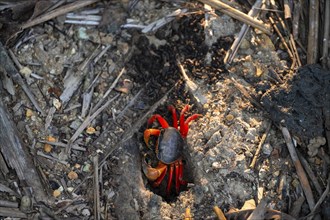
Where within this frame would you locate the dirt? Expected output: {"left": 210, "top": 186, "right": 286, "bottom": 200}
{"left": 0, "top": 0, "right": 329, "bottom": 219}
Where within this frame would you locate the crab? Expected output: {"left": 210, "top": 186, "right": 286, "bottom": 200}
{"left": 143, "top": 105, "right": 201, "bottom": 195}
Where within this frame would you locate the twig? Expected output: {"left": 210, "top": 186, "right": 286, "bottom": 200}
{"left": 67, "top": 94, "right": 120, "bottom": 153}
{"left": 297, "top": 150, "right": 323, "bottom": 196}
{"left": 93, "top": 45, "right": 111, "bottom": 64}
{"left": 283, "top": 0, "right": 291, "bottom": 20}
{"left": 230, "top": 77, "right": 263, "bottom": 109}
{"left": 0, "top": 207, "right": 27, "bottom": 218}
{"left": 184, "top": 208, "right": 192, "bottom": 220}
{"left": 90, "top": 68, "right": 125, "bottom": 114}
{"left": 38, "top": 140, "right": 86, "bottom": 151}
{"left": 247, "top": 198, "right": 267, "bottom": 220}
{"left": 310, "top": 174, "right": 330, "bottom": 215}
{"left": 142, "top": 9, "right": 188, "bottom": 33}
{"left": 93, "top": 155, "right": 100, "bottom": 220}
{"left": 224, "top": 0, "right": 264, "bottom": 64}
{"left": 0, "top": 43, "right": 45, "bottom": 115}
{"left": 281, "top": 126, "right": 317, "bottom": 215}
{"left": 292, "top": 1, "right": 301, "bottom": 39}
{"left": 213, "top": 206, "right": 226, "bottom": 220}
{"left": 271, "top": 9, "right": 302, "bottom": 67}
{"left": 269, "top": 17, "right": 294, "bottom": 62}
{"left": 307, "top": 0, "right": 320, "bottom": 64}
{"left": 321, "top": 0, "right": 330, "bottom": 68}
{"left": 36, "top": 151, "right": 68, "bottom": 165}
{"left": 116, "top": 87, "right": 144, "bottom": 120}
{"left": 0, "top": 92, "right": 49, "bottom": 204}
{"left": 198, "top": 0, "right": 272, "bottom": 35}
{"left": 20, "top": 0, "right": 100, "bottom": 29}
{"left": 249, "top": 121, "right": 271, "bottom": 169}
{"left": 177, "top": 60, "right": 207, "bottom": 107}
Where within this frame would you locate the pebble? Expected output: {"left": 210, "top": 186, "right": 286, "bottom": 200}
{"left": 20, "top": 196, "right": 32, "bottom": 212}
{"left": 245, "top": 128, "right": 258, "bottom": 143}
{"left": 212, "top": 161, "right": 222, "bottom": 169}
{"left": 81, "top": 208, "right": 91, "bottom": 217}
{"left": 262, "top": 143, "right": 273, "bottom": 156}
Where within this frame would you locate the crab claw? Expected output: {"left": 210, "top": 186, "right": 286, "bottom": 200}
{"left": 142, "top": 155, "right": 167, "bottom": 182}
{"left": 144, "top": 129, "right": 161, "bottom": 147}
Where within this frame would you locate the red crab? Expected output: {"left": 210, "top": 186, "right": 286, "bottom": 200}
{"left": 143, "top": 105, "right": 201, "bottom": 195}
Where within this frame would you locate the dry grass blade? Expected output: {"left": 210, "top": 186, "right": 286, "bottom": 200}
{"left": 224, "top": 0, "right": 264, "bottom": 64}
{"left": 281, "top": 126, "right": 320, "bottom": 220}
{"left": 20, "top": 0, "right": 100, "bottom": 29}
{"left": 307, "top": 0, "right": 320, "bottom": 64}
{"left": 249, "top": 121, "right": 271, "bottom": 169}
{"left": 93, "top": 155, "right": 100, "bottom": 220}
{"left": 213, "top": 206, "right": 226, "bottom": 220}
{"left": 198, "top": 0, "right": 272, "bottom": 35}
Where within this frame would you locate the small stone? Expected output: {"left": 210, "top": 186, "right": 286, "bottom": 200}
{"left": 20, "top": 196, "right": 32, "bottom": 212}
{"left": 225, "top": 114, "right": 234, "bottom": 121}
{"left": 53, "top": 98, "right": 61, "bottom": 110}
{"left": 83, "top": 163, "right": 91, "bottom": 172}
{"left": 68, "top": 171, "right": 78, "bottom": 180}
{"left": 26, "top": 109, "right": 33, "bottom": 118}
{"left": 86, "top": 127, "right": 96, "bottom": 134}
{"left": 258, "top": 168, "right": 267, "bottom": 179}
{"left": 53, "top": 189, "right": 61, "bottom": 197}
{"left": 44, "top": 144, "right": 52, "bottom": 153}
{"left": 262, "top": 143, "right": 273, "bottom": 156}
{"left": 20, "top": 66, "right": 32, "bottom": 78}
{"left": 246, "top": 128, "right": 258, "bottom": 143}
{"left": 273, "top": 171, "right": 280, "bottom": 177}
{"left": 292, "top": 178, "right": 300, "bottom": 188}
{"left": 81, "top": 208, "right": 91, "bottom": 217}
{"left": 314, "top": 157, "right": 322, "bottom": 165}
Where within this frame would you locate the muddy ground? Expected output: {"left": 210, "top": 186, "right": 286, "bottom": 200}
{"left": 0, "top": 0, "right": 330, "bottom": 219}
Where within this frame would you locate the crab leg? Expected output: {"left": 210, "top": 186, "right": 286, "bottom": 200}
{"left": 179, "top": 105, "right": 201, "bottom": 138}
{"left": 166, "top": 164, "right": 174, "bottom": 195}
{"left": 175, "top": 161, "right": 187, "bottom": 193}
{"left": 168, "top": 105, "right": 178, "bottom": 129}
{"left": 147, "top": 114, "right": 169, "bottom": 128}
{"left": 144, "top": 129, "right": 161, "bottom": 147}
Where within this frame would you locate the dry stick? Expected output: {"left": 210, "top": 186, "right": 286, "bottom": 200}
{"left": 309, "top": 174, "right": 330, "bottom": 216}
{"left": 66, "top": 94, "right": 120, "bottom": 153}
{"left": 20, "top": 0, "right": 100, "bottom": 29}
{"left": 321, "top": 0, "right": 330, "bottom": 68}
{"left": 281, "top": 126, "right": 317, "bottom": 214}
{"left": 90, "top": 67, "right": 125, "bottom": 114}
{"left": 269, "top": 17, "right": 294, "bottom": 62}
{"left": 198, "top": 0, "right": 272, "bottom": 35}
{"left": 213, "top": 206, "right": 226, "bottom": 220}
{"left": 283, "top": 0, "right": 291, "bottom": 19}
{"left": 272, "top": 10, "right": 302, "bottom": 67}
{"left": 249, "top": 121, "right": 271, "bottom": 169}
{"left": 292, "top": 0, "right": 301, "bottom": 39}
{"left": 289, "top": 34, "right": 302, "bottom": 67}
{"left": 224, "top": 0, "right": 264, "bottom": 64}
{"left": 93, "top": 155, "right": 100, "bottom": 220}
{"left": 230, "top": 77, "right": 263, "bottom": 109}
{"left": 0, "top": 42, "right": 45, "bottom": 116}
{"left": 184, "top": 208, "right": 192, "bottom": 220}
{"left": 307, "top": 0, "right": 319, "bottom": 64}
{"left": 177, "top": 60, "right": 207, "bottom": 106}
{"left": 297, "top": 150, "right": 323, "bottom": 197}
